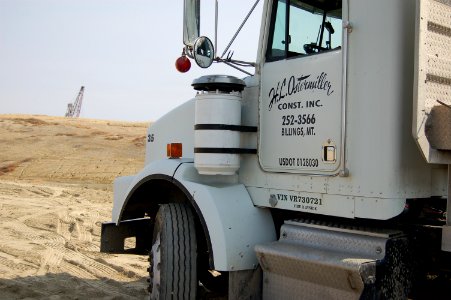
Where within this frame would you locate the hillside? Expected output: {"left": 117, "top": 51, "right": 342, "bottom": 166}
{"left": 0, "top": 115, "right": 148, "bottom": 183}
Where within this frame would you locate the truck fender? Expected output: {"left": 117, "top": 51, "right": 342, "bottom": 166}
{"left": 112, "top": 158, "right": 184, "bottom": 223}
{"left": 173, "top": 162, "right": 277, "bottom": 271}
{"left": 112, "top": 159, "right": 276, "bottom": 271}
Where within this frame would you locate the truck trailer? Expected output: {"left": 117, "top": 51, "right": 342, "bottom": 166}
{"left": 100, "top": 0, "right": 451, "bottom": 299}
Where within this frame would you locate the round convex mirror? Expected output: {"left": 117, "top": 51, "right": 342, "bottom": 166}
{"left": 193, "top": 36, "right": 215, "bottom": 68}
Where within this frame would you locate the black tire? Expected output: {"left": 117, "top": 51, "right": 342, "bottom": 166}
{"left": 149, "top": 203, "right": 197, "bottom": 300}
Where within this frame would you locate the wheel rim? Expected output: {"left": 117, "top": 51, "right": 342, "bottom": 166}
{"left": 150, "top": 233, "right": 161, "bottom": 299}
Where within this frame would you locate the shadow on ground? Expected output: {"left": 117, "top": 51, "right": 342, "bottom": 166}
{"left": 0, "top": 272, "right": 148, "bottom": 300}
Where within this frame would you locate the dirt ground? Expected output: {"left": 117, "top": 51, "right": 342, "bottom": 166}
{"left": 0, "top": 115, "right": 150, "bottom": 299}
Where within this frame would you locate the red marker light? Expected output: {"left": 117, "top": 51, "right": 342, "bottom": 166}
{"left": 175, "top": 49, "right": 191, "bottom": 73}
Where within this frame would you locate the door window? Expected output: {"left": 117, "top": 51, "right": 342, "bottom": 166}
{"left": 267, "top": 0, "right": 342, "bottom": 61}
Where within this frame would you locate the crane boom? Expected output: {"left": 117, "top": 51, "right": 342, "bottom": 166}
{"left": 65, "top": 86, "right": 85, "bottom": 118}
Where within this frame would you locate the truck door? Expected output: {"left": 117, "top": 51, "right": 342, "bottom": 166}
{"left": 259, "top": 0, "right": 344, "bottom": 175}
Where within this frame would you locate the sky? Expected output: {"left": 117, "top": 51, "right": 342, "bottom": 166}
{"left": 0, "top": 0, "right": 263, "bottom": 121}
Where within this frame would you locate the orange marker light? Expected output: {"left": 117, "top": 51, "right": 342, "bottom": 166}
{"left": 167, "top": 143, "right": 183, "bottom": 158}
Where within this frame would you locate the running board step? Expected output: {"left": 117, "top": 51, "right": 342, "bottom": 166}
{"left": 255, "top": 220, "right": 411, "bottom": 300}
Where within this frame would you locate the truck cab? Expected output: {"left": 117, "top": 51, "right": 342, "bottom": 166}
{"left": 101, "top": 0, "right": 451, "bottom": 299}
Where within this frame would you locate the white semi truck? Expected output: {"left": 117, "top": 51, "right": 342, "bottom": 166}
{"left": 100, "top": 0, "right": 451, "bottom": 299}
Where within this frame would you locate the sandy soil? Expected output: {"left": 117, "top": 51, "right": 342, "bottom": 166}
{"left": 0, "top": 115, "right": 150, "bottom": 299}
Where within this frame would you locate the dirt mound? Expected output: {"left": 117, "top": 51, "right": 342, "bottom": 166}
{"left": 0, "top": 115, "right": 148, "bottom": 184}
{"left": 0, "top": 114, "right": 150, "bottom": 299}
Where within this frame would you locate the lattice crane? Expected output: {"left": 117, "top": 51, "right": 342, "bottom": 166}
{"left": 65, "top": 86, "right": 85, "bottom": 118}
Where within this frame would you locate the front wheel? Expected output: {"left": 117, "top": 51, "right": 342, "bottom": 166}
{"left": 149, "top": 203, "right": 197, "bottom": 300}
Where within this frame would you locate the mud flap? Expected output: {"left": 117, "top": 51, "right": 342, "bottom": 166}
{"left": 100, "top": 218, "right": 153, "bottom": 254}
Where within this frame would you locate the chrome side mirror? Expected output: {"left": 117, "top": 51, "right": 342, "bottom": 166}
{"left": 183, "top": 0, "right": 200, "bottom": 47}
{"left": 193, "top": 36, "right": 215, "bottom": 68}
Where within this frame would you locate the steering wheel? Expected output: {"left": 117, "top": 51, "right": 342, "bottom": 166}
{"left": 303, "top": 43, "right": 327, "bottom": 54}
